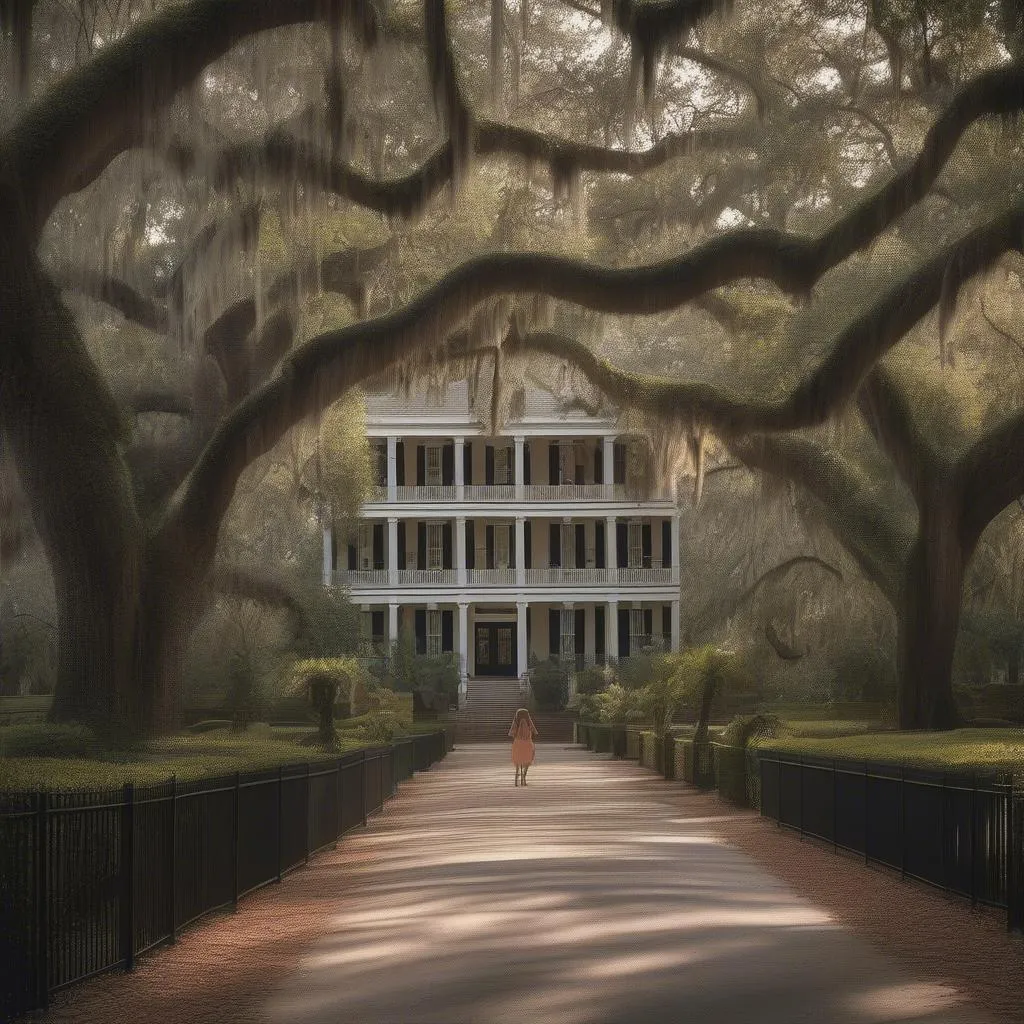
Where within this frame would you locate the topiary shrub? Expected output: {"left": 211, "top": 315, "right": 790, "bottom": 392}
{"left": 530, "top": 658, "right": 570, "bottom": 710}
{"left": 720, "top": 712, "right": 787, "bottom": 748}
{"left": 574, "top": 666, "right": 608, "bottom": 695}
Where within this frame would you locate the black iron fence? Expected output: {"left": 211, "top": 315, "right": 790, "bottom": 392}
{"left": 758, "top": 751, "right": 1024, "bottom": 933}
{"left": 0, "top": 730, "right": 449, "bottom": 1019}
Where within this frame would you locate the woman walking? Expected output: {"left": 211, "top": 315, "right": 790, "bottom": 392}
{"left": 509, "top": 707, "right": 538, "bottom": 786}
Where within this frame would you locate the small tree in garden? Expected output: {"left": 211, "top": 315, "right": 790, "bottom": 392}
{"left": 530, "top": 658, "right": 570, "bottom": 711}
{"left": 639, "top": 653, "right": 693, "bottom": 735}
{"left": 594, "top": 683, "right": 644, "bottom": 725}
{"left": 226, "top": 648, "right": 263, "bottom": 733}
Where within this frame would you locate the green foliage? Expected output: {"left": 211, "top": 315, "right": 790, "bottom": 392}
{"left": 0, "top": 617, "right": 55, "bottom": 696}
{"left": 320, "top": 391, "right": 373, "bottom": 531}
{"left": 831, "top": 643, "right": 898, "bottom": 701}
{"left": 574, "top": 666, "right": 608, "bottom": 695}
{"left": 614, "top": 654, "right": 656, "bottom": 690}
{"left": 637, "top": 652, "right": 696, "bottom": 734}
{"left": 381, "top": 632, "right": 460, "bottom": 705}
{"left": 290, "top": 586, "right": 361, "bottom": 660}
{"left": 720, "top": 713, "right": 787, "bottom": 748}
{"left": 0, "top": 723, "right": 106, "bottom": 760}
{"left": 529, "top": 658, "right": 570, "bottom": 711}
{"left": 593, "top": 683, "right": 644, "bottom": 724}
{"left": 226, "top": 648, "right": 265, "bottom": 732}
{"left": 352, "top": 686, "right": 413, "bottom": 744}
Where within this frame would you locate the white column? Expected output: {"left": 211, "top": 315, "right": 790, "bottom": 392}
{"left": 517, "top": 601, "right": 529, "bottom": 680}
{"left": 454, "top": 436, "right": 465, "bottom": 501}
{"left": 387, "top": 516, "right": 398, "bottom": 585}
{"left": 607, "top": 599, "right": 618, "bottom": 664}
{"left": 670, "top": 599, "right": 680, "bottom": 652}
{"left": 458, "top": 601, "right": 469, "bottom": 683}
{"left": 322, "top": 524, "right": 332, "bottom": 587}
{"left": 387, "top": 435, "right": 398, "bottom": 501}
{"left": 456, "top": 516, "right": 467, "bottom": 585}
{"left": 514, "top": 434, "right": 525, "bottom": 500}
{"left": 603, "top": 434, "right": 615, "bottom": 498}
{"left": 671, "top": 513, "right": 680, "bottom": 584}
{"left": 388, "top": 602, "right": 399, "bottom": 646}
{"left": 515, "top": 515, "right": 526, "bottom": 586}
{"left": 606, "top": 515, "right": 617, "bottom": 585}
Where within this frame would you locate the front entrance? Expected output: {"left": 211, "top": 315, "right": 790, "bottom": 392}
{"left": 474, "top": 622, "right": 517, "bottom": 676}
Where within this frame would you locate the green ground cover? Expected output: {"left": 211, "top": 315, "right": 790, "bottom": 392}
{"left": 754, "top": 727, "right": 1024, "bottom": 773}
{"left": 0, "top": 719, "right": 434, "bottom": 791}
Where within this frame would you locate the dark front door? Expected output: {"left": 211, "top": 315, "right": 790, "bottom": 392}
{"left": 475, "top": 622, "right": 517, "bottom": 676}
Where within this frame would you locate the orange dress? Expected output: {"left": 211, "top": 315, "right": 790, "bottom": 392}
{"left": 510, "top": 718, "right": 538, "bottom": 766}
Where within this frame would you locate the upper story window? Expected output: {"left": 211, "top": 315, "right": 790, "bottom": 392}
{"left": 427, "top": 522, "right": 444, "bottom": 569}
{"left": 493, "top": 446, "right": 511, "bottom": 485}
{"left": 629, "top": 607, "right": 646, "bottom": 642}
{"left": 426, "top": 444, "right": 443, "bottom": 485}
{"left": 561, "top": 522, "right": 575, "bottom": 569}
{"left": 373, "top": 444, "right": 387, "bottom": 486}
{"left": 560, "top": 609, "right": 575, "bottom": 660}
{"left": 494, "top": 524, "right": 511, "bottom": 569}
{"left": 358, "top": 524, "right": 373, "bottom": 570}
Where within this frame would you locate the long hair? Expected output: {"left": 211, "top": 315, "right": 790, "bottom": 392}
{"left": 511, "top": 707, "right": 532, "bottom": 730}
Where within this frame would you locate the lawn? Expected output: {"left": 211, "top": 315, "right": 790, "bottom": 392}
{"left": 755, "top": 727, "right": 1024, "bottom": 774}
{"left": 0, "top": 718, "right": 436, "bottom": 791}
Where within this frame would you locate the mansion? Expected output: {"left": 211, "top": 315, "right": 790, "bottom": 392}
{"left": 321, "top": 379, "right": 681, "bottom": 699}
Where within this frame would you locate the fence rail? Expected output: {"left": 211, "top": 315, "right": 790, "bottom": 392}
{"left": 758, "top": 752, "right": 1024, "bottom": 931}
{"left": 0, "top": 730, "right": 449, "bottom": 1019}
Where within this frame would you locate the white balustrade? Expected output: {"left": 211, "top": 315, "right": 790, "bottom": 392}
{"left": 395, "top": 485, "right": 457, "bottom": 502}
{"left": 464, "top": 485, "right": 516, "bottom": 501}
{"left": 524, "top": 568, "right": 609, "bottom": 585}
{"left": 396, "top": 568, "right": 458, "bottom": 585}
{"left": 333, "top": 569, "right": 389, "bottom": 586}
{"left": 467, "top": 568, "right": 517, "bottom": 586}
{"left": 617, "top": 567, "right": 675, "bottom": 584}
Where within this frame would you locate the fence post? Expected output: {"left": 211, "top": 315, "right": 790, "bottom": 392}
{"left": 121, "top": 782, "right": 135, "bottom": 971}
{"left": 277, "top": 766, "right": 284, "bottom": 882}
{"left": 900, "top": 766, "right": 906, "bottom": 881}
{"left": 232, "top": 771, "right": 240, "bottom": 908}
{"left": 970, "top": 773, "right": 977, "bottom": 906}
{"left": 34, "top": 788, "right": 49, "bottom": 1009}
{"left": 304, "top": 763, "right": 311, "bottom": 865}
{"left": 798, "top": 755, "right": 804, "bottom": 839}
{"left": 169, "top": 775, "right": 177, "bottom": 943}
{"left": 335, "top": 759, "right": 342, "bottom": 846}
{"left": 776, "top": 757, "right": 782, "bottom": 828}
{"left": 832, "top": 760, "right": 837, "bottom": 853}
{"left": 864, "top": 764, "right": 870, "bottom": 865}
{"left": 360, "top": 751, "right": 367, "bottom": 827}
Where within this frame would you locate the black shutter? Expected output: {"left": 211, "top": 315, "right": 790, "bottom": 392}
{"left": 371, "top": 610, "right": 384, "bottom": 640}
{"left": 398, "top": 521, "right": 406, "bottom": 569}
{"left": 618, "top": 608, "right": 630, "bottom": 658}
{"left": 523, "top": 442, "right": 531, "bottom": 485}
{"left": 549, "top": 608, "right": 560, "bottom": 658}
{"left": 575, "top": 523, "right": 586, "bottom": 568}
{"left": 549, "top": 522, "right": 560, "bottom": 567}
{"left": 372, "top": 523, "right": 384, "bottom": 569}
{"left": 442, "top": 610, "right": 454, "bottom": 653}
{"left": 613, "top": 441, "right": 626, "bottom": 485}
{"left": 486, "top": 525, "right": 495, "bottom": 570}
{"left": 509, "top": 524, "right": 516, "bottom": 567}
{"left": 644, "top": 608, "right": 653, "bottom": 639}
{"left": 595, "top": 605, "right": 605, "bottom": 663}
{"left": 442, "top": 443, "right": 454, "bottom": 485}
{"left": 617, "top": 522, "right": 628, "bottom": 568}
{"left": 416, "top": 445, "right": 426, "bottom": 486}
{"left": 395, "top": 441, "right": 405, "bottom": 485}
{"left": 485, "top": 445, "right": 495, "bottom": 485}
{"left": 417, "top": 522, "right": 427, "bottom": 570}
{"left": 347, "top": 542, "right": 357, "bottom": 570}
{"left": 662, "top": 605, "right": 671, "bottom": 640}
{"left": 442, "top": 522, "right": 453, "bottom": 568}
{"left": 524, "top": 520, "right": 532, "bottom": 569}
{"left": 595, "top": 520, "right": 605, "bottom": 569}
{"left": 330, "top": 527, "right": 338, "bottom": 570}
{"left": 575, "top": 609, "right": 585, "bottom": 662}
{"left": 642, "top": 524, "right": 652, "bottom": 567}
{"left": 594, "top": 444, "right": 603, "bottom": 484}
{"left": 575, "top": 450, "right": 585, "bottom": 485}
{"left": 415, "top": 609, "right": 427, "bottom": 655}
{"left": 549, "top": 442, "right": 559, "bottom": 484}
{"left": 464, "top": 441, "right": 472, "bottom": 485}
{"left": 466, "top": 519, "right": 475, "bottom": 570}
{"left": 662, "top": 520, "right": 672, "bottom": 568}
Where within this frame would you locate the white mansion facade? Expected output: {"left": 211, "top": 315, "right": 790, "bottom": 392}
{"left": 321, "top": 379, "right": 681, "bottom": 699}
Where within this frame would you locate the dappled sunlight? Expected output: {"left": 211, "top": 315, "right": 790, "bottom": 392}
{"left": 844, "top": 982, "right": 969, "bottom": 1021}
{"left": 264, "top": 746, "right": 994, "bottom": 1024}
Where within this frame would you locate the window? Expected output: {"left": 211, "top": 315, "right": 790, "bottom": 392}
{"left": 494, "top": 524, "right": 511, "bottom": 569}
{"left": 427, "top": 609, "right": 442, "bottom": 656}
{"left": 630, "top": 608, "right": 646, "bottom": 647}
{"left": 361, "top": 611, "right": 373, "bottom": 640}
{"left": 493, "top": 446, "right": 511, "bottom": 485}
{"left": 374, "top": 444, "right": 387, "bottom": 486}
{"left": 560, "top": 609, "right": 575, "bottom": 661}
{"left": 628, "top": 521, "right": 643, "bottom": 568}
{"left": 426, "top": 444, "right": 443, "bottom": 485}
{"left": 427, "top": 522, "right": 443, "bottom": 569}
{"left": 561, "top": 522, "right": 575, "bottom": 569}
{"left": 559, "top": 441, "right": 574, "bottom": 483}
{"left": 358, "top": 524, "right": 372, "bottom": 570}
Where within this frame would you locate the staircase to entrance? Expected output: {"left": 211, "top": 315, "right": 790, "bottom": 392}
{"left": 445, "top": 676, "right": 574, "bottom": 741}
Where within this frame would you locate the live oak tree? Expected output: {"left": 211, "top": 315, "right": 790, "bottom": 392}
{"left": 1, "top": 0, "right": 1024, "bottom": 735}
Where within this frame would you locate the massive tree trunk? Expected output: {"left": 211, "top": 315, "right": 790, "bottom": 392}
{"left": 896, "top": 505, "right": 965, "bottom": 730}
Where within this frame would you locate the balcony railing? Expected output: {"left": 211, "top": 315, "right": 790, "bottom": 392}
{"left": 361, "top": 483, "right": 672, "bottom": 502}
{"left": 334, "top": 565, "right": 677, "bottom": 588}
{"left": 467, "top": 568, "right": 516, "bottom": 586}
{"left": 525, "top": 568, "right": 609, "bottom": 585}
